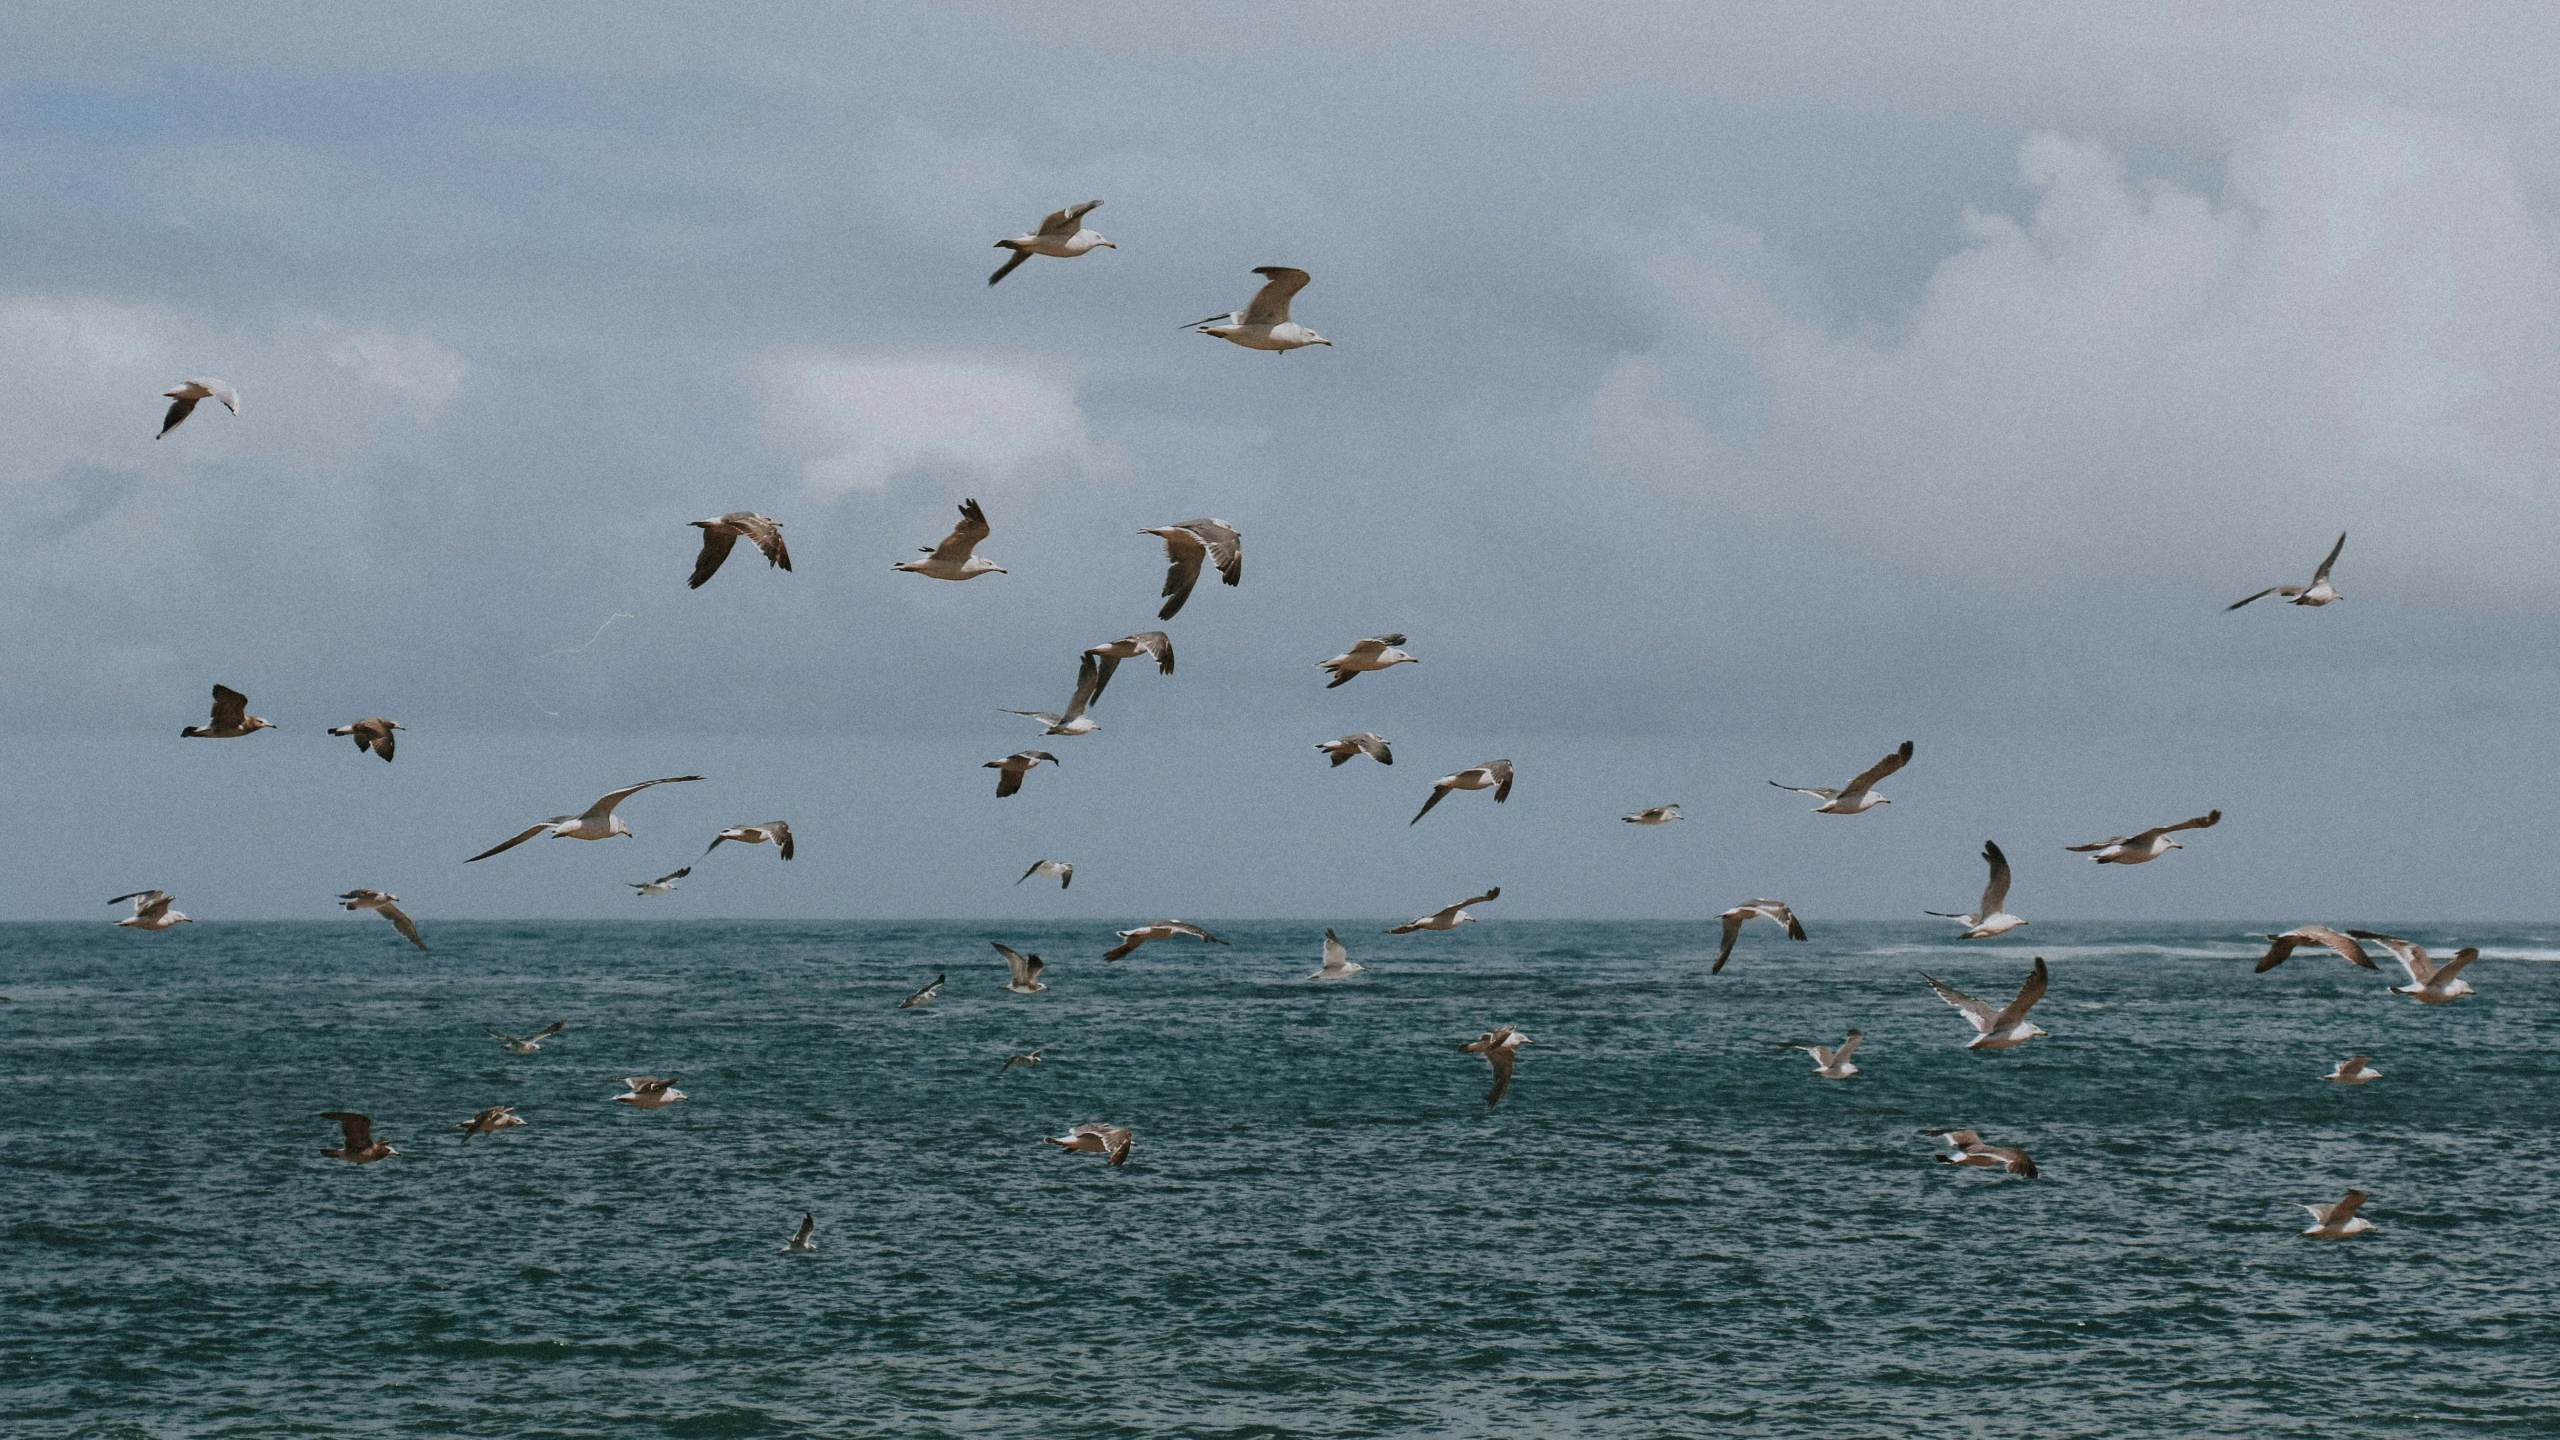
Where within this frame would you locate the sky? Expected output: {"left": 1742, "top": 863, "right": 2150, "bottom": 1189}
{"left": 5, "top": 2, "right": 2559, "bottom": 922}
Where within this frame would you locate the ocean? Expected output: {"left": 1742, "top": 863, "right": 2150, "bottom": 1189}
{"left": 5, "top": 920, "right": 2556, "bottom": 1438}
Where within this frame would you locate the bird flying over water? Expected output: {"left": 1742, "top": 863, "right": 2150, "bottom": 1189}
{"left": 319, "top": 1111, "right": 396, "bottom": 1164}
{"left": 782, "top": 1212, "right": 817, "bottom": 1252}
{"left": 327, "top": 717, "right": 404, "bottom": 761}
{"left": 2323, "top": 1055, "right": 2380, "bottom": 1084}
{"left": 686, "top": 512, "right": 791, "bottom": 589}
{"left": 1186, "top": 267, "right": 1331, "bottom": 351}
{"left": 1310, "top": 928, "right": 1363, "bottom": 981}
{"left": 612, "top": 1076, "right": 686, "bottom": 1108}
{"left": 1925, "top": 841, "right": 2026, "bottom": 938}
{"left": 337, "top": 889, "right": 426, "bottom": 951}
{"left": 2301, "top": 1189, "right": 2375, "bottom": 1238}
{"left": 1140, "top": 519, "right": 1242, "bottom": 621}
{"left": 156, "top": 378, "right": 238, "bottom": 437}
{"left": 1080, "top": 631, "right": 1174, "bottom": 704}
{"left": 1321, "top": 634, "right": 1417, "bottom": 688}
{"left": 706, "top": 821, "right": 794, "bottom": 860}
{"left": 2229, "top": 532, "right": 2346, "bottom": 610}
{"left": 631, "top": 866, "right": 690, "bottom": 896}
{"left": 466, "top": 776, "right": 704, "bottom": 861}
{"left": 1714, "top": 900, "right": 1804, "bottom": 973}
{"left": 1017, "top": 859, "right": 1074, "bottom": 889}
{"left": 1770, "top": 741, "right": 1911, "bottom": 814}
{"left": 457, "top": 1105, "right": 525, "bottom": 1142}
{"left": 181, "top": 684, "right": 274, "bottom": 738}
{"left": 984, "top": 750, "right": 1059, "bottom": 798}
{"left": 488, "top": 1021, "right": 565, "bottom": 1055}
{"left": 900, "top": 974, "right": 945, "bottom": 1009}
{"left": 995, "top": 942, "right": 1047, "bottom": 994}
{"left": 1921, "top": 1128, "right": 2038, "bottom": 1178}
{"left": 2348, "top": 931, "right": 2480, "bottom": 1003}
{"left": 1046, "top": 1123, "right": 1134, "bottom": 1165}
{"left": 1002, "top": 1049, "right": 1044, "bottom": 1071}
{"left": 109, "top": 890, "right": 190, "bottom": 930}
{"left": 1623, "top": 804, "right": 1683, "bottom": 825}
{"left": 2066, "top": 809, "right": 2220, "bottom": 865}
{"left": 1103, "top": 920, "right": 1229, "bottom": 962}
{"left": 894, "top": 498, "right": 1004, "bottom": 580}
{"left": 1003, "top": 656, "right": 1103, "bottom": 736}
{"left": 1461, "top": 1025, "right": 1531, "bottom": 1105}
{"left": 1775, "top": 1030, "right": 1862, "bottom": 1079}
{"left": 988, "top": 200, "right": 1112, "bottom": 286}
{"left": 1388, "top": 887, "right": 1499, "bottom": 934}
{"left": 2254, "top": 926, "right": 2375, "bottom": 973}
{"left": 1923, "top": 956, "right": 2050, "bottom": 1050}
{"left": 1411, "top": 759, "right": 1512, "bottom": 825}
{"left": 1317, "top": 733, "right": 1393, "bottom": 767}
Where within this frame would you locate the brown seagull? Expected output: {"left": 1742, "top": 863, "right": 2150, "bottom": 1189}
{"left": 686, "top": 512, "right": 792, "bottom": 589}
{"left": 337, "top": 890, "right": 427, "bottom": 951}
{"left": 181, "top": 684, "right": 274, "bottom": 738}
{"left": 319, "top": 1111, "right": 397, "bottom": 1164}
{"left": 1140, "top": 519, "right": 1241, "bottom": 620}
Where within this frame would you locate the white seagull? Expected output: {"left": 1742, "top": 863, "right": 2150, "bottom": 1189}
{"left": 988, "top": 200, "right": 1112, "bottom": 286}
{"left": 2253, "top": 926, "right": 2375, "bottom": 973}
{"left": 1186, "top": 266, "right": 1332, "bottom": 352}
{"left": 1045, "top": 1123, "right": 1134, "bottom": 1165}
{"left": 1017, "top": 859, "right": 1074, "bottom": 889}
{"left": 995, "top": 942, "right": 1047, "bottom": 994}
{"left": 1925, "top": 841, "right": 2027, "bottom": 938}
{"left": 2229, "top": 532, "right": 2347, "bottom": 610}
{"left": 156, "top": 378, "right": 238, "bottom": 438}
{"left": 1003, "top": 656, "right": 1103, "bottom": 736}
{"left": 1387, "top": 887, "right": 1499, "bottom": 934}
{"left": 2066, "top": 809, "right": 2220, "bottom": 864}
{"left": 1103, "top": 920, "right": 1230, "bottom": 962}
{"left": 893, "top": 498, "right": 1004, "bottom": 580}
{"left": 1080, "top": 631, "right": 1174, "bottom": 704}
{"left": 1309, "top": 928, "right": 1363, "bottom": 981}
{"left": 984, "top": 750, "right": 1059, "bottom": 799}
{"left": 1714, "top": 900, "right": 1805, "bottom": 974}
{"left": 1411, "top": 759, "right": 1512, "bottom": 826}
{"left": 1775, "top": 1030, "right": 1862, "bottom": 1079}
{"left": 2348, "top": 931, "right": 2480, "bottom": 1003}
{"left": 1002, "top": 1049, "right": 1044, "bottom": 1071}
{"left": 1622, "top": 805, "right": 1683, "bottom": 825}
{"left": 1140, "top": 520, "right": 1242, "bottom": 621}
{"left": 686, "top": 512, "right": 791, "bottom": 589}
{"left": 782, "top": 1212, "right": 818, "bottom": 1252}
{"left": 488, "top": 1021, "right": 565, "bottom": 1055}
{"left": 631, "top": 866, "right": 691, "bottom": 896}
{"left": 1922, "top": 956, "right": 2051, "bottom": 1050}
{"left": 465, "top": 776, "right": 705, "bottom": 861}
{"left": 1317, "top": 733, "right": 1393, "bottom": 767}
{"left": 110, "top": 890, "right": 191, "bottom": 930}
{"left": 337, "top": 889, "right": 426, "bottom": 951}
{"left": 1320, "top": 634, "right": 1418, "bottom": 688}
{"left": 706, "top": 820, "right": 794, "bottom": 860}
{"left": 612, "top": 1076, "right": 686, "bottom": 1109}
{"left": 1460, "top": 1025, "right": 1531, "bottom": 1106}
{"left": 1770, "top": 740, "right": 1912, "bottom": 814}
{"left": 2301, "top": 1189, "right": 2375, "bottom": 1238}
{"left": 900, "top": 974, "right": 945, "bottom": 1009}
{"left": 327, "top": 716, "right": 405, "bottom": 762}
{"left": 2324, "top": 1055, "right": 2380, "bottom": 1084}
{"left": 1921, "top": 1128, "right": 2039, "bottom": 1178}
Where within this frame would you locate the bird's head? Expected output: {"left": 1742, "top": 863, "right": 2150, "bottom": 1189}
{"left": 381, "top": 1145, "right": 401, "bottom": 1157}
{"left": 1303, "top": 331, "right": 1332, "bottom": 347}
{"left": 1094, "top": 235, "right": 1116, "bottom": 248}
{"left": 248, "top": 718, "right": 276, "bottom": 733}
{"left": 2163, "top": 838, "right": 2183, "bottom": 850}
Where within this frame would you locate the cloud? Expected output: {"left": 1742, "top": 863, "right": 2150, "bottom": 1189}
{"left": 753, "top": 351, "right": 1115, "bottom": 499}
{"left": 1598, "top": 99, "right": 2560, "bottom": 606}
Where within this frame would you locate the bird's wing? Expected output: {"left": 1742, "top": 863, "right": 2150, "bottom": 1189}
{"left": 1990, "top": 957, "right": 2051, "bottom": 1030}
{"left": 2345, "top": 931, "right": 2428, "bottom": 982}
{"left": 2064, "top": 834, "right": 2131, "bottom": 852}
{"left": 1458, "top": 888, "right": 1502, "bottom": 910}
{"left": 157, "top": 395, "right": 199, "bottom": 436}
{"left": 1345, "top": 636, "right": 1390, "bottom": 658}
{"left": 2226, "top": 587, "right": 2283, "bottom": 611}
{"left": 1979, "top": 1146, "right": 2038, "bottom": 1178}
{"left": 1410, "top": 785, "right": 1451, "bottom": 825}
{"left": 2312, "top": 531, "right": 2346, "bottom": 584}
{"left": 737, "top": 514, "right": 791, "bottom": 571}
{"left": 1770, "top": 782, "right": 1840, "bottom": 801}
{"left": 1484, "top": 1044, "right": 1515, "bottom": 1104}
{"left": 1979, "top": 841, "right": 2012, "bottom": 914}
{"left": 321, "top": 1112, "right": 373, "bottom": 1149}
{"left": 987, "top": 248, "right": 1032, "bottom": 286}
{"left": 1359, "top": 734, "right": 1392, "bottom": 763}
{"left": 107, "top": 889, "right": 160, "bottom": 907}
{"left": 2329, "top": 1189, "right": 2369, "bottom": 1223}
{"left": 1832, "top": 1030, "right": 1864, "bottom": 1062}
{"left": 204, "top": 380, "right": 238, "bottom": 412}
{"left": 926, "top": 499, "right": 992, "bottom": 563}
{"left": 1924, "top": 974, "right": 1998, "bottom": 1032}
{"left": 1243, "top": 267, "right": 1311, "bottom": 326}
{"left": 768, "top": 821, "right": 794, "bottom": 860}
{"left": 2164, "top": 809, "right": 2222, "bottom": 834}
{"left": 529, "top": 1021, "right": 565, "bottom": 1040}
{"left": 584, "top": 775, "right": 705, "bottom": 821}
{"left": 993, "top": 942, "right": 1033, "bottom": 982}
{"left": 2298, "top": 925, "right": 2374, "bottom": 970}
{"left": 2429, "top": 948, "right": 2479, "bottom": 983}
{"left": 1844, "top": 740, "right": 1914, "bottom": 794}
{"left": 1136, "top": 630, "right": 1176, "bottom": 671}
{"left": 370, "top": 722, "right": 397, "bottom": 761}
{"left": 1153, "top": 531, "right": 1205, "bottom": 619}
{"left": 1490, "top": 759, "right": 1514, "bottom": 802}
{"left": 379, "top": 902, "right": 427, "bottom": 951}
{"left": 994, "top": 765, "right": 1024, "bottom": 798}
{"left": 792, "top": 1213, "right": 815, "bottom": 1244}
{"left": 1166, "top": 922, "right": 1229, "bottom": 945}
{"left": 1322, "top": 930, "right": 1347, "bottom": 969}
{"left": 209, "top": 685, "right": 249, "bottom": 728}
{"left": 1017, "top": 861, "right": 1044, "bottom": 885}
{"left": 1106, "top": 1132, "right": 1133, "bottom": 1166}
{"left": 466, "top": 823, "right": 558, "bottom": 863}
{"left": 652, "top": 867, "right": 691, "bottom": 885}
{"left": 1080, "top": 650, "right": 1124, "bottom": 706}
{"left": 688, "top": 527, "right": 740, "bottom": 588}
{"left": 1174, "top": 520, "right": 1243, "bottom": 586}
{"left": 1038, "top": 199, "right": 1102, "bottom": 235}
{"left": 1713, "top": 911, "right": 1744, "bottom": 974}
{"left": 2253, "top": 934, "right": 2303, "bottom": 973}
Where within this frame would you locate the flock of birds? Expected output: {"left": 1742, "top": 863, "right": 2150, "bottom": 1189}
{"left": 124, "top": 200, "right": 2425, "bottom": 1246}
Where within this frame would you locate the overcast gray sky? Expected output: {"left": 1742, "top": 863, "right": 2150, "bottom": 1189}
{"left": 6, "top": 3, "right": 2558, "bottom": 922}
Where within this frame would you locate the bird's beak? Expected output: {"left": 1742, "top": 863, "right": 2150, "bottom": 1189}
{"left": 1100, "top": 240, "right": 1116, "bottom": 248}
{"left": 991, "top": 566, "right": 1008, "bottom": 573}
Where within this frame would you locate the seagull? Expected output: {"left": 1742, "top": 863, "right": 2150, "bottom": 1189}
{"left": 1310, "top": 928, "right": 1363, "bottom": 981}
{"left": 2324, "top": 1055, "right": 2380, "bottom": 1084}
{"left": 1460, "top": 1025, "right": 1531, "bottom": 1105}
{"left": 2301, "top": 1189, "right": 2375, "bottom": 1238}
{"left": 988, "top": 199, "right": 1112, "bottom": 286}
{"left": 336, "top": 890, "right": 426, "bottom": 951}
{"left": 686, "top": 511, "right": 792, "bottom": 589}
{"left": 488, "top": 1021, "right": 565, "bottom": 1055}
{"left": 900, "top": 974, "right": 945, "bottom": 1009}
{"left": 1017, "top": 859, "right": 1073, "bottom": 889}
{"left": 1045, "top": 1123, "right": 1134, "bottom": 1165}
{"left": 706, "top": 821, "right": 794, "bottom": 860}
{"left": 318, "top": 1111, "right": 396, "bottom": 1164}
{"left": 181, "top": 684, "right": 274, "bottom": 738}
{"left": 465, "top": 776, "right": 705, "bottom": 861}
{"left": 1317, "top": 733, "right": 1393, "bottom": 767}
{"left": 1622, "top": 805, "right": 1683, "bottom": 825}
{"left": 1714, "top": 900, "right": 1805, "bottom": 973}
{"left": 326, "top": 717, "right": 405, "bottom": 761}
{"left": 1925, "top": 841, "right": 2027, "bottom": 938}
{"left": 2229, "top": 532, "right": 2347, "bottom": 610}
{"left": 1769, "top": 740, "right": 1911, "bottom": 814}
{"left": 1103, "top": 920, "right": 1230, "bottom": 962}
{"left": 1920, "top": 1128, "right": 2039, "bottom": 1178}
{"left": 612, "top": 1076, "right": 686, "bottom": 1108}
{"left": 1079, "top": 631, "right": 1174, "bottom": 704}
{"left": 1922, "top": 956, "right": 2051, "bottom": 1050}
{"left": 2253, "top": 926, "right": 2376, "bottom": 973}
{"left": 2348, "top": 931, "right": 2480, "bottom": 1003}
{"left": 984, "top": 750, "right": 1059, "bottom": 798}
{"left": 1775, "top": 1030, "right": 1863, "bottom": 1079}
{"left": 1003, "top": 656, "right": 1103, "bottom": 736}
{"left": 1410, "top": 759, "right": 1513, "bottom": 825}
{"left": 995, "top": 942, "right": 1047, "bottom": 994}
{"left": 1320, "top": 634, "right": 1418, "bottom": 688}
{"left": 457, "top": 1105, "right": 525, "bottom": 1142}
{"left": 893, "top": 498, "right": 1004, "bottom": 580}
{"left": 630, "top": 866, "right": 691, "bottom": 896}
{"left": 1387, "top": 887, "right": 1499, "bottom": 934}
{"left": 1002, "top": 1048, "right": 1044, "bottom": 1071}
{"left": 2065, "top": 809, "right": 2220, "bottom": 864}
{"left": 156, "top": 378, "right": 238, "bottom": 438}
{"left": 1186, "top": 266, "right": 1332, "bottom": 351}
{"left": 1140, "top": 520, "right": 1242, "bottom": 621}
{"left": 782, "top": 1212, "right": 817, "bottom": 1252}
{"left": 109, "top": 890, "right": 191, "bottom": 930}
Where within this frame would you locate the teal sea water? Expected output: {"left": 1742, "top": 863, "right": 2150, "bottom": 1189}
{"left": 5, "top": 919, "right": 2557, "bottom": 1439}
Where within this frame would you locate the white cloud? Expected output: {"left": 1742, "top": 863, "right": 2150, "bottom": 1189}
{"left": 1597, "top": 99, "right": 2560, "bottom": 606}
{"left": 753, "top": 351, "right": 1114, "bottom": 499}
